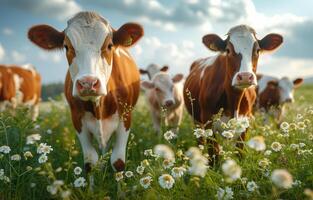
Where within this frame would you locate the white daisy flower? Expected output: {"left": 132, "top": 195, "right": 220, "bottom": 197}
{"left": 46, "top": 129, "right": 52, "bottom": 134}
{"left": 125, "top": 171, "right": 134, "bottom": 178}
{"left": 221, "top": 130, "right": 234, "bottom": 139}
{"left": 163, "top": 130, "right": 176, "bottom": 141}
{"left": 264, "top": 150, "right": 272, "bottom": 156}
{"left": 217, "top": 187, "right": 234, "bottom": 200}
{"left": 26, "top": 134, "right": 41, "bottom": 145}
{"left": 171, "top": 166, "right": 186, "bottom": 178}
{"left": 47, "top": 185, "right": 58, "bottom": 195}
{"left": 144, "top": 149, "right": 153, "bottom": 156}
{"left": 115, "top": 172, "right": 124, "bottom": 182}
{"left": 38, "top": 154, "right": 48, "bottom": 164}
{"left": 222, "top": 159, "right": 242, "bottom": 181}
{"left": 247, "top": 181, "right": 258, "bottom": 192}
{"left": 0, "top": 145, "right": 11, "bottom": 154}
{"left": 162, "top": 159, "right": 175, "bottom": 169}
{"left": 10, "top": 154, "right": 21, "bottom": 161}
{"left": 258, "top": 158, "right": 271, "bottom": 168}
{"left": 37, "top": 143, "right": 53, "bottom": 154}
{"left": 154, "top": 144, "right": 175, "bottom": 161}
{"left": 23, "top": 151, "right": 33, "bottom": 160}
{"left": 280, "top": 122, "right": 289, "bottom": 131}
{"left": 136, "top": 166, "right": 145, "bottom": 175}
{"left": 158, "top": 174, "right": 175, "bottom": 189}
{"left": 271, "top": 142, "right": 282, "bottom": 152}
{"left": 271, "top": 169, "right": 293, "bottom": 189}
{"left": 247, "top": 136, "right": 266, "bottom": 151}
{"left": 140, "top": 176, "right": 152, "bottom": 189}
{"left": 73, "top": 166, "right": 82, "bottom": 175}
{"left": 74, "top": 177, "right": 87, "bottom": 188}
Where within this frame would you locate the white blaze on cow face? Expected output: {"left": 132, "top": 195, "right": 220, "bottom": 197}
{"left": 278, "top": 77, "right": 295, "bottom": 103}
{"left": 229, "top": 26, "right": 258, "bottom": 88}
{"left": 65, "top": 15, "right": 113, "bottom": 100}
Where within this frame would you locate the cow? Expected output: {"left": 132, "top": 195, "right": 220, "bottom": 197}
{"left": 141, "top": 72, "right": 184, "bottom": 134}
{"left": 139, "top": 64, "right": 169, "bottom": 80}
{"left": 183, "top": 25, "right": 283, "bottom": 162}
{"left": 0, "top": 64, "right": 41, "bottom": 120}
{"left": 28, "top": 11, "right": 144, "bottom": 175}
{"left": 0, "top": 66, "right": 17, "bottom": 111}
{"left": 256, "top": 74, "right": 303, "bottom": 123}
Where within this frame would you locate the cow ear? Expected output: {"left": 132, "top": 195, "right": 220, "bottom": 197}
{"left": 160, "top": 65, "right": 169, "bottom": 72}
{"left": 139, "top": 69, "right": 147, "bottom": 74}
{"left": 141, "top": 81, "right": 154, "bottom": 90}
{"left": 113, "top": 23, "right": 144, "bottom": 47}
{"left": 259, "top": 34, "right": 283, "bottom": 51}
{"left": 293, "top": 78, "right": 303, "bottom": 88}
{"left": 202, "top": 34, "right": 226, "bottom": 52}
{"left": 267, "top": 80, "right": 278, "bottom": 88}
{"left": 28, "top": 25, "right": 64, "bottom": 50}
{"left": 172, "top": 74, "right": 184, "bottom": 83}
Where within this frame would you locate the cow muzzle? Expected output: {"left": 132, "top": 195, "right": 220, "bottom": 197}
{"left": 76, "top": 76, "right": 103, "bottom": 97}
{"left": 233, "top": 72, "right": 256, "bottom": 89}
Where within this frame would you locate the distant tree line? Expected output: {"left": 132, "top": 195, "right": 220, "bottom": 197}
{"left": 41, "top": 82, "right": 64, "bottom": 101}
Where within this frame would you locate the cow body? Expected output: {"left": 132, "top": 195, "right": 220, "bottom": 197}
{"left": 184, "top": 25, "right": 283, "bottom": 161}
{"left": 28, "top": 11, "right": 144, "bottom": 174}
{"left": 141, "top": 72, "right": 184, "bottom": 133}
{"left": 256, "top": 74, "right": 303, "bottom": 123}
{"left": 0, "top": 66, "right": 17, "bottom": 111}
{"left": 0, "top": 65, "right": 41, "bottom": 120}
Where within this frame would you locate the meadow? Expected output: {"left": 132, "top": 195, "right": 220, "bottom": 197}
{"left": 1, "top": 85, "right": 313, "bottom": 200}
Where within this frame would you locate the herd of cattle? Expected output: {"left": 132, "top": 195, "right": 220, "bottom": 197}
{"left": 0, "top": 11, "right": 304, "bottom": 176}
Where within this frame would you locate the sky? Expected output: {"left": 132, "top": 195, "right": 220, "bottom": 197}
{"left": 0, "top": 0, "right": 313, "bottom": 83}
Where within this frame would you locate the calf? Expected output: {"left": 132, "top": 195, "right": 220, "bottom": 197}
{"left": 0, "top": 65, "right": 41, "bottom": 120}
{"left": 184, "top": 25, "right": 283, "bottom": 161}
{"left": 256, "top": 74, "right": 303, "bottom": 123}
{"left": 141, "top": 72, "right": 184, "bottom": 134}
{"left": 139, "top": 64, "right": 169, "bottom": 79}
{"left": 28, "top": 11, "right": 143, "bottom": 174}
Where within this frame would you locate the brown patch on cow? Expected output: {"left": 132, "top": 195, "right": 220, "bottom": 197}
{"left": 28, "top": 25, "right": 64, "bottom": 50}
{"left": 65, "top": 47, "right": 140, "bottom": 132}
{"left": 113, "top": 159, "right": 125, "bottom": 172}
{"left": 258, "top": 81, "right": 280, "bottom": 111}
{"left": 0, "top": 66, "right": 16, "bottom": 101}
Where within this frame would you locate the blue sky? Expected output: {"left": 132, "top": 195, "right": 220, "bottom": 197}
{"left": 0, "top": 0, "right": 313, "bottom": 83}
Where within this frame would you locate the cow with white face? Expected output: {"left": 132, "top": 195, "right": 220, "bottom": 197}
{"left": 141, "top": 72, "right": 184, "bottom": 134}
{"left": 257, "top": 74, "right": 303, "bottom": 123}
{"left": 140, "top": 64, "right": 169, "bottom": 80}
{"left": 28, "top": 12, "right": 143, "bottom": 175}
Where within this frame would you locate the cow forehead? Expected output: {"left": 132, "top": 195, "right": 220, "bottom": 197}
{"left": 279, "top": 78, "right": 293, "bottom": 90}
{"left": 228, "top": 29, "right": 257, "bottom": 56}
{"left": 153, "top": 73, "right": 172, "bottom": 88}
{"left": 65, "top": 18, "right": 111, "bottom": 51}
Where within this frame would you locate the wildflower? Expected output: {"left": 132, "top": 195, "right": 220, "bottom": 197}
{"left": 144, "top": 149, "right": 153, "bottom": 156}
{"left": 258, "top": 158, "right": 271, "bottom": 168}
{"left": 136, "top": 166, "right": 145, "bottom": 175}
{"left": 158, "top": 174, "right": 175, "bottom": 189}
{"left": 55, "top": 167, "right": 62, "bottom": 173}
{"left": 297, "top": 122, "right": 306, "bottom": 130}
{"left": 299, "top": 143, "right": 306, "bottom": 148}
{"left": 140, "top": 176, "right": 152, "bottom": 189}
{"left": 233, "top": 117, "right": 250, "bottom": 133}
{"left": 293, "top": 180, "right": 302, "bottom": 187}
{"left": 217, "top": 187, "right": 234, "bottom": 200}
{"left": 163, "top": 130, "right": 176, "bottom": 141}
{"left": 309, "top": 134, "right": 313, "bottom": 141}
{"left": 186, "top": 147, "right": 208, "bottom": 177}
{"left": 26, "top": 134, "right": 41, "bottom": 144}
{"left": 74, "top": 177, "right": 87, "bottom": 187}
{"left": 26, "top": 166, "right": 32, "bottom": 171}
{"left": 0, "top": 145, "right": 11, "bottom": 154}
{"left": 141, "top": 159, "right": 150, "bottom": 167}
{"left": 290, "top": 144, "right": 299, "bottom": 150}
{"left": 271, "top": 142, "right": 282, "bottom": 152}
{"left": 10, "top": 154, "right": 21, "bottom": 161}
{"left": 163, "top": 159, "right": 175, "bottom": 169}
{"left": 23, "top": 151, "right": 33, "bottom": 160}
{"left": 264, "top": 150, "right": 272, "bottom": 156}
{"left": 280, "top": 122, "right": 289, "bottom": 131}
{"left": 0, "top": 169, "right": 4, "bottom": 177}
{"left": 73, "top": 166, "right": 82, "bottom": 175}
{"left": 154, "top": 144, "right": 175, "bottom": 161}
{"left": 34, "top": 124, "right": 40, "bottom": 129}
{"left": 271, "top": 169, "right": 293, "bottom": 189}
{"left": 222, "top": 159, "right": 242, "bottom": 181}
{"left": 115, "top": 172, "right": 123, "bottom": 181}
{"left": 221, "top": 130, "right": 234, "bottom": 139}
{"left": 193, "top": 128, "right": 213, "bottom": 138}
{"left": 125, "top": 171, "right": 134, "bottom": 178}
{"left": 47, "top": 185, "right": 58, "bottom": 195}
{"left": 185, "top": 147, "right": 202, "bottom": 158}
{"left": 38, "top": 154, "right": 48, "bottom": 164}
{"left": 46, "top": 129, "right": 52, "bottom": 134}
{"left": 289, "top": 123, "right": 297, "bottom": 131}
{"left": 247, "top": 136, "right": 266, "bottom": 151}
{"left": 247, "top": 181, "right": 258, "bottom": 192}
{"left": 176, "top": 149, "right": 183, "bottom": 157}
{"left": 61, "top": 190, "right": 71, "bottom": 198}
{"left": 171, "top": 166, "right": 186, "bottom": 178}
{"left": 37, "top": 143, "right": 53, "bottom": 154}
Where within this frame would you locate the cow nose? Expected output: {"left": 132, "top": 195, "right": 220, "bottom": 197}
{"left": 164, "top": 100, "right": 174, "bottom": 108}
{"left": 236, "top": 72, "right": 255, "bottom": 84}
{"left": 76, "top": 76, "right": 100, "bottom": 94}
{"left": 285, "top": 98, "right": 293, "bottom": 103}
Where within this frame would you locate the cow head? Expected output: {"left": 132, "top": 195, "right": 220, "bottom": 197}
{"left": 202, "top": 25, "right": 283, "bottom": 90}
{"left": 141, "top": 72, "right": 183, "bottom": 108}
{"left": 140, "top": 64, "right": 169, "bottom": 80}
{"left": 28, "top": 11, "right": 143, "bottom": 101}
{"left": 277, "top": 77, "right": 303, "bottom": 103}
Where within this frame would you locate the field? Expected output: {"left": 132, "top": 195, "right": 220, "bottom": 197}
{"left": 1, "top": 85, "right": 313, "bottom": 200}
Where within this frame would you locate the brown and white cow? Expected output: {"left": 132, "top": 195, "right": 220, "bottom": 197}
{"left": 28, "top": 11, "right": 143, "bottom": 173}
{"left": 141, "top": 72, "right": 184, "bottom": 134}
{"left": 0, "top": 64, "right": 41, "bottom": 120}
{"left": 140, "top": 64, "right": 169, "bottom": 80}
{"left": 184, "top": 25, "right": 283, "bottom": 159}
{"left": 256, "top": 74, "right": 303, "bottom": 123}
{"left": 0, "top": 66, "right": 17, "bottom": 111}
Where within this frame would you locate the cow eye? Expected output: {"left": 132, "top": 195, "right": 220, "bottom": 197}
{"left": 108, "top": 43, "right": 113, "bottom": 50}
{"left": 226, "top": 48, "right": 230, "bottom": 54}
{"left": 64, "top": 45, "right": 69, "bottom": 51}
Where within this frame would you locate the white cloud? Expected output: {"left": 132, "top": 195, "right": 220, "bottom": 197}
{"left": 11, "top": 50, "right": 26, "bottom": 63}
{"left": 2, "top": 27, "right": 13, "bottom": 36}
{"left": 39, "top": 51, "right": 62, "bottom": 63}
{"left": 6, "top": 0, "right": 82, "bottom": 21}
{"left": 0, "top": 43, "right": 5, "bottom": 61}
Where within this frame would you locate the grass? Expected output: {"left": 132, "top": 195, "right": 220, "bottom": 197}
{"left": 1, "top": 85, "right": 313, "bottom": 200}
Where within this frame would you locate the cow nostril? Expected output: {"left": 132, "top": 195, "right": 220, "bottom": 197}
{"left": 165, "top": 100, "right": 174, "bottom": 107}
{"left": 237, "top": 74, "right": 243, "bottom": 81}
{"left": 76, "top": 80, "right": 84, "bottom": 90}
{"left": 92, "top": 79, "right": 100, "bottom": 89}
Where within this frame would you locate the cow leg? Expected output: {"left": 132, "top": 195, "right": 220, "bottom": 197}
{"left": 110, "top": 121, "right": 129, "bottom": 172}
